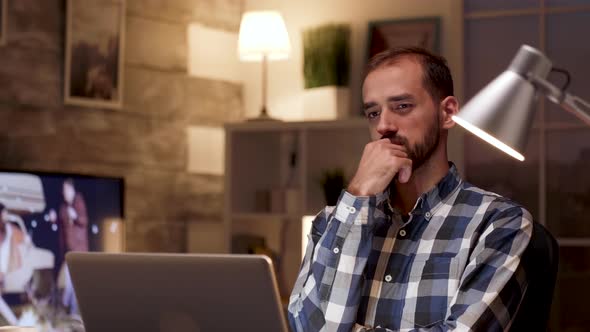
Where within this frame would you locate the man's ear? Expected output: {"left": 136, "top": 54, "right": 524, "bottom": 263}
{"left": 440, "top": 96, "right": 459, "bottom": 129}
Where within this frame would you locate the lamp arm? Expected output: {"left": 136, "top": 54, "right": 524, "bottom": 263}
{"left": 529, "top": 74, "right": 590, "bottom": 127}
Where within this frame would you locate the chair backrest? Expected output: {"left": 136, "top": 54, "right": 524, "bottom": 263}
{"left": 510, "top": 221, "right": 559, "bottom": 331}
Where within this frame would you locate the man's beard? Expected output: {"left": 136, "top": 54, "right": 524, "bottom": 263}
{"left": 385, "top": 115, "right": 441, "bottom": 172}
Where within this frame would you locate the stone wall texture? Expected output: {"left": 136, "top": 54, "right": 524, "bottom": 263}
{"left": 0, "top": 0, "right": 243, "bottom": 252}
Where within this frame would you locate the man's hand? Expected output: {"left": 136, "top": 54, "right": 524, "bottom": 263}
{"left": 347, "top": 139, "right": 412, "bottom": 196}
{"left": 67, "top": 206, "right": 78, "bottom": 221}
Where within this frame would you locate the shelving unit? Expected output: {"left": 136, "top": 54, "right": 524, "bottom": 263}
{"left": 224, "top": 118, "right": 370, "bottom": 296}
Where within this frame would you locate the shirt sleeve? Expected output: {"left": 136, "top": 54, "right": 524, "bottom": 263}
{"left": 288, "top": 190, "right": 385, "bottom": 332}
{"left": 353, "top": 198, "right": 533, "bottom": 332}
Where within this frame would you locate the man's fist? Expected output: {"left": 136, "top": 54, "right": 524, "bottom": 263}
{"left": 67, "top": 206, "right": 78, "bottom": 220}
{"left": 347, "top": 138, "right": 412, "bottom": 196}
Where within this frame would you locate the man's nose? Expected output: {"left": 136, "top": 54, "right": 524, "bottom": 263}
{"left": 376, "top": 108, "right": 398, "bottom": 137}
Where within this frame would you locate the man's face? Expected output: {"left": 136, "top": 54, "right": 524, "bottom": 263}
{"left": 362, "top": 57, "right": 441, "bottom": 171}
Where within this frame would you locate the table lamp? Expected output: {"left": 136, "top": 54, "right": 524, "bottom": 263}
{"left": 452, "top": 44, "right": 590, "bottom": 161}
{"left": 238, "top": 10, "right": 291, "bottom": 120}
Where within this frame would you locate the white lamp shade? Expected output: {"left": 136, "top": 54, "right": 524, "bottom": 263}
{"left": 238, "top": 11, "right": 291, "bottom": 62}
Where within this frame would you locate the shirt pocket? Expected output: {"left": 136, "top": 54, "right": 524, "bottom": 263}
{"left": 409, "top": 256, "right": 460, "bottom": 279}
{"left": 401, "top": 257, "right": 460, "bottom": 328}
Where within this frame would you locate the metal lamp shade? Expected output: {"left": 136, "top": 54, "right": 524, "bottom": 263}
{"left": 453, "top": 45, "right": 552, "bottom": 161}
{"left": 453, "top": 71, "right": 538, "bottom": 161}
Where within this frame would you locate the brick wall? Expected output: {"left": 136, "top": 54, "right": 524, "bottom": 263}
{"left": 0, "top": 0, "right": 243, "bottom": 252}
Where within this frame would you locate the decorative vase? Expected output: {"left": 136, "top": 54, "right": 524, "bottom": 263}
{"left": 302, "top": 86, "right": 349, "bottom": 120}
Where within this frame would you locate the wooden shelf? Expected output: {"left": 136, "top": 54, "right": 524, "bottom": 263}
{"left": 557, "top": 238, "right": 590, "bottom": 247}
{"left": 557, "top": 272, "right": 590, "bottom": 279}
{"left": 229, "top": 212, "right": 300, "bottom": 221}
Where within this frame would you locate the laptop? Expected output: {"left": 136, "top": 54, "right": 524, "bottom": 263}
{"left": 66, "top": 252, "right": 289, "bottom": 332}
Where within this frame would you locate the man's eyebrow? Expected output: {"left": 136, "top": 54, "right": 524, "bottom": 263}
{"left": 362, "top": 102, "right": 377, "bottom": 111}
{"left": 363, "top": 94, "right": 415, "bottom": 111}
{"left": 387, "top": 94, "right": 414, "bottom": 102}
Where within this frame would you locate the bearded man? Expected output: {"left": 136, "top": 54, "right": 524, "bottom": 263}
{"left": 288, "top": 47, "right": 532, "bottom": 332}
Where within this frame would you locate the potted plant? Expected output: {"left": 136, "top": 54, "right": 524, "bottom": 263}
{"left": 302, "top": 23, "right": 351, "bottom": 120}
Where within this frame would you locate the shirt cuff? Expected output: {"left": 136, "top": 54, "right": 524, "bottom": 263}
{"left": 332, "top": 190, "right": 386, "bottom": 225}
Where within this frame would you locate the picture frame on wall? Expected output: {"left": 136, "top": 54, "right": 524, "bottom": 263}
{"left": 366, "top": 17, "right": 440, "bottom": 62}
{"left": 64, "top": 0, "right": 126, "bottom": 109}
{"left": 0, "top": 0, "right": 6, "bottom": 46}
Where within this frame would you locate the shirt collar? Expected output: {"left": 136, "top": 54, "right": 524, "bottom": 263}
{"left": 386, "top": 162, "right": 463, "bottom": 217}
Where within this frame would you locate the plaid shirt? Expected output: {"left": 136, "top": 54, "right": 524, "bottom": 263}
{"left": 288, "top": 164, "right": 532, "bottom": 332}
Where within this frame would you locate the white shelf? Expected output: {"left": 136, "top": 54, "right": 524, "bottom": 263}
{"left": 224, "top": 119, "right": 370, "bottom": 295}
{"left": 224, "top": 117, "right": 367, "bottom": 132}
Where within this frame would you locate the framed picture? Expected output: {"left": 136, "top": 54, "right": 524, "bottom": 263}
{"left": 0, "top": 0, "right": 6, "bottom": 46}
{"left": 64, "top": 0, "right": 126, "bottom": 109}
{"left": 366, "top": 17, "right": 440, "bottom": 61}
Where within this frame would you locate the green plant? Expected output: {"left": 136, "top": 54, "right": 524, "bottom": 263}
{"left": 319, "top": 168, "right": 347, "bottom": 206}
{"left": 303, "top": 24, "right": 351, "bottom": 89}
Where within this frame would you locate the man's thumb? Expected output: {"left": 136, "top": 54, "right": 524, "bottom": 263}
{"left": 398, "top": 165, "right": 412, "bottom": 184}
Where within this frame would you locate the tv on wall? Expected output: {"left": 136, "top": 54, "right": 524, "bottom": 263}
{"left": 0, "top": 170, "right": 124, "bottom": 331}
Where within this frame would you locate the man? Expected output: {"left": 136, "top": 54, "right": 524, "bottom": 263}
{"left": 56, "top": 178, "right": 88, "bottom": 315}
{"left": 58, "top": 178, "right": 89, "bottom": 255}
{"left": 0, "top": 203, "right": 25, "bottom": 284}
{"left": 288, "top": 47, "right": 532, "bottom": 331}
{"left": 0, "top": 203, "right": 19, "bottom": 325}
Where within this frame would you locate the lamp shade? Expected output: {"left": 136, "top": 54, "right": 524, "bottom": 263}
{"left": 452, "top": 45, "right": 552, "bottom": 161}
{"left": 238, "top": 11, "right": 291, "bottom": 62}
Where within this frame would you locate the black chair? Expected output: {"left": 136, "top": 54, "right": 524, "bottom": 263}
{"left": 510, "top": 221, "right": 559, "bottom": 331}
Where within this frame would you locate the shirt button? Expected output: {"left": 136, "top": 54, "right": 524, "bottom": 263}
{"left": 384, "top": 275, "right": 392, "bottom": 282}
{"left": 425, "top": 212, "right": 432, "bottom": 219}
{"left": 399, "top": 229, "right": 406, "bottom": 237}
{"left": 333, "top": 247, "right": 340, "bottom": 254}
{"left": 348, "top": 206, "right": 356, "bottom": 213}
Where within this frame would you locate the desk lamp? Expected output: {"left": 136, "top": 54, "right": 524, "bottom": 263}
{"left": 238, "top": 11, "right": 291, "bottom": 121}
{"left": 453, "top": 44, "right": 590, "bottom": 161}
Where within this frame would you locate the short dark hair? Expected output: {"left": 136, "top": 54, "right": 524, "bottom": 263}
{"left": 364, "top": 46, "right": 454, "bottom": 103}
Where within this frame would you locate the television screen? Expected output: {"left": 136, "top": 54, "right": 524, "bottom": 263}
{"left": 0, "top": 170, "right": 124, "bottom": 331}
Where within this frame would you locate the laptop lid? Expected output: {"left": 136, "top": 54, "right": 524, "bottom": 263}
{"left": 66, "top": 252, "right": 289, "bottom": 332}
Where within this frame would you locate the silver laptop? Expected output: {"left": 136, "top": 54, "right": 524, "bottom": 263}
{"left": 66, "top": 252, "right": 289, "bottom": 332}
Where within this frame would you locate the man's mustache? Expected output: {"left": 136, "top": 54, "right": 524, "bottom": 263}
{"left": 381, "top": 133, "right": 409, "bottom": 148}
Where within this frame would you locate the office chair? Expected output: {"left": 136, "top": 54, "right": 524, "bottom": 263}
{"left": 510, "top": 221, "right": 559, "bottom": 331}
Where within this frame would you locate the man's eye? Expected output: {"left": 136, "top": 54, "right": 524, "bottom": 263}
{"left": 395, "top": 103, "right": 413, "bottom": 112}
{"left": 365, "top": 110, "right": 380, "bottom": 119}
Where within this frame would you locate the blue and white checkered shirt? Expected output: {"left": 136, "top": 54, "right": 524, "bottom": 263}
{"left": 288, "top": 164, "right": 532, "bottom": 331}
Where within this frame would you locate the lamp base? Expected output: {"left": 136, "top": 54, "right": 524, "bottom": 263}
{"left": 246, "top": 107, "right": 281, "bottom": 122}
